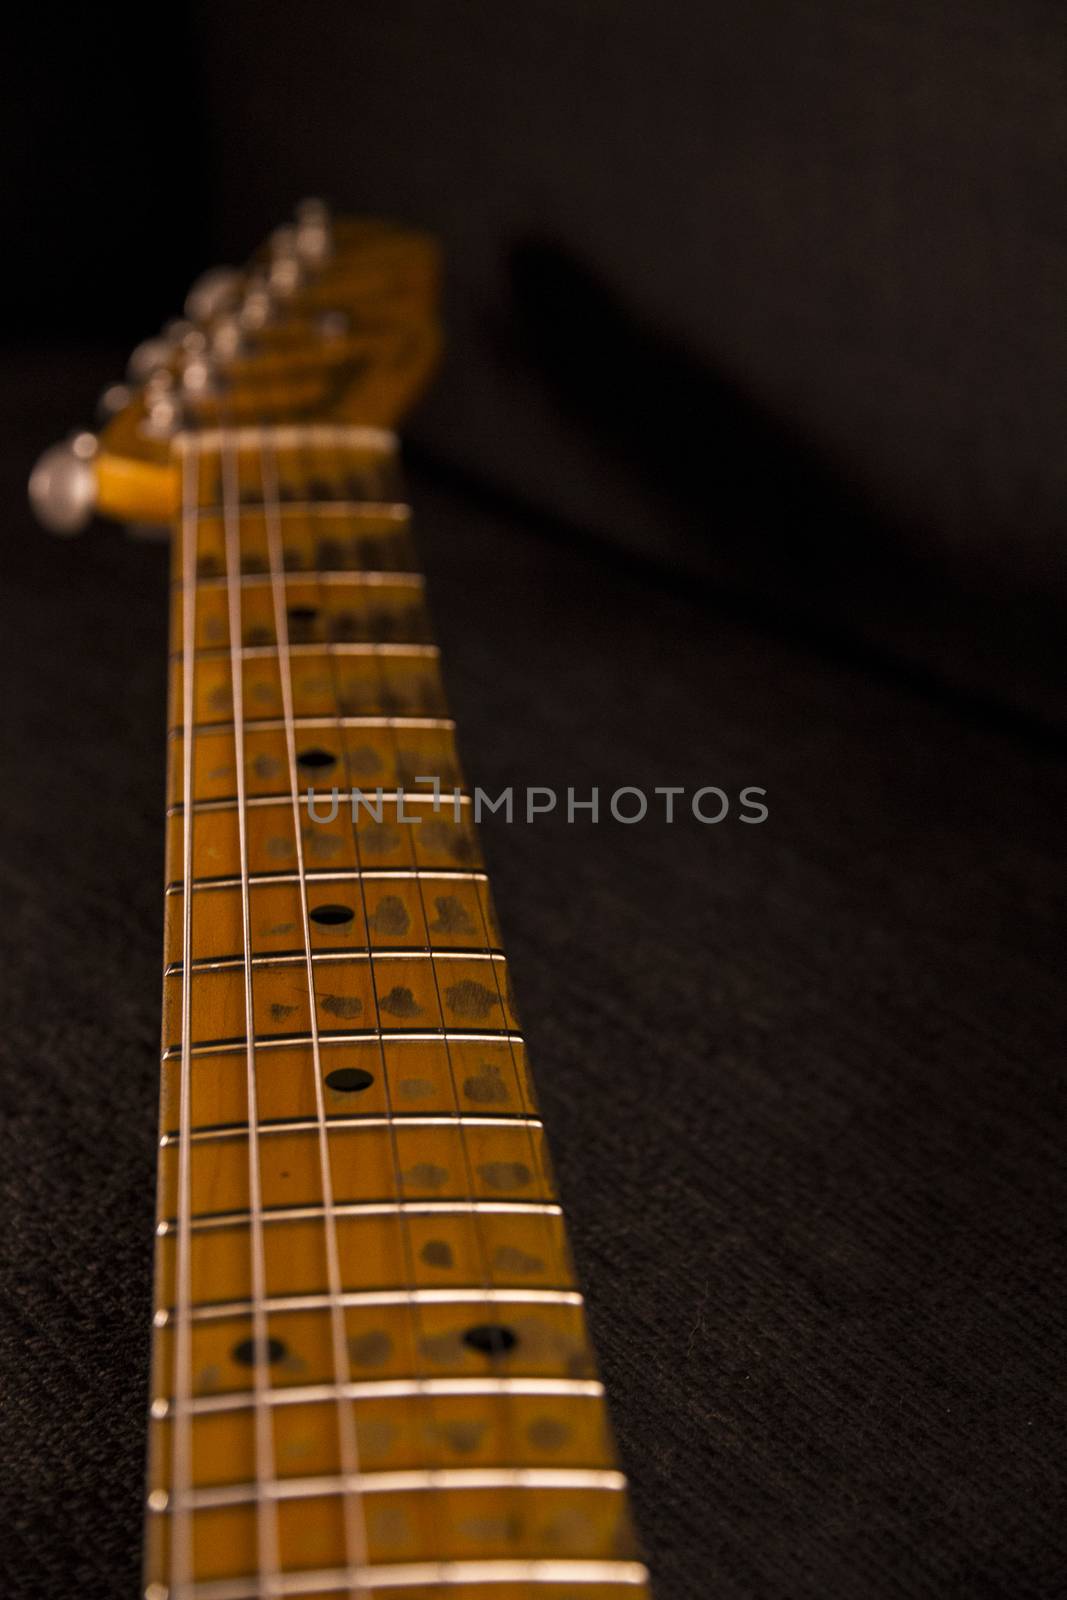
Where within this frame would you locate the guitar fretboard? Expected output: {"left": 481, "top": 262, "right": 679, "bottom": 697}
{"left": 144, "top": 425, "right": 649, "bottom": 1600}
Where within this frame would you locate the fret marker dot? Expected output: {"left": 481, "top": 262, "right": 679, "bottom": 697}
{"left": 297, "top": 747, "right": 337, "bottom": 771}
{"left": 462, "top": 1323, "right": 518, "bottom": 1356}
{"left": 231, "top": 1336, "right": 289, "bottom": 1367}
{"left": 310, "top": 903, "right": 356, "bottom": 926}
{"left": 325, "top": 1066, "right": 375, "bottom": 1094}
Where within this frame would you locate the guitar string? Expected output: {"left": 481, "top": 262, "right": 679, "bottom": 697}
{"left": 169, "top": 440, "right": 200, "bottom": 1598}
{"left": 318, "top": 436, "right": 534, "bottom": 1523}
{"left": 221, "top": 430, "right": 283, "bottom": 1589}
{"left": 347, "top": 452, "right": 565, "bottom": 1488}
{"left": 294, "top": 434, "right": 454, "bottom": 1561}
{"left": 258, "top": 429, "right": 370, "bottom": 1597}
{"left": 320, "top": 441, "right": 501, "bottom": 1329}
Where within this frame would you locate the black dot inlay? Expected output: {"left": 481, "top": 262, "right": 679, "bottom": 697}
{"left": 297, "top": 747, "right": 338, "bottom": 771}
{"left": 232, "top": 1337, "right": 288, "bottom": 1367}
{"left": 310, "top": 903, "right": 356, "bottom": 926}
{"left": 462, "top": 1323, "right": 518, "bottom": 1357}
{"left": 325, "top": 1067, "right": 375, "bottom": 1094}
{"left": 287, "top": 605, "right": 319, "bottom": 625}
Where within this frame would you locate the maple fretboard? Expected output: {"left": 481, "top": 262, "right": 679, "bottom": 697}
{"left": 144, "top": 424, "right": 649, "bottom": 1600}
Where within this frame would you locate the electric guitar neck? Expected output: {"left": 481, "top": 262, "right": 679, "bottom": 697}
{"left": 29, "top": 203, "right": 650, "bottom": 1600}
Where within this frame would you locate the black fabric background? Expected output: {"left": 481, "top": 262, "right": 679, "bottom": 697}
{"left": 3, "top": 5, "right": 1067, "bottom": 1597}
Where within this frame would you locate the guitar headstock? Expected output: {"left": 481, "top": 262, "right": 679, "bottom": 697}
{"left": 28, "top": 201, "right": 441, "bottom": 534}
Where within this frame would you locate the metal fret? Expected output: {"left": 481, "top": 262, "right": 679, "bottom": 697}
{"left": 157, "top": 1200, "right": 562, "bottom": 1235}
{"left": 176, "top": 714, "right": 453, "bottom": 735}
{"left": 167, "top": 790, "right": 474, "bottom": 815}
{"left": 159, "top": 1113, "right": 543, "bottom": 1145}
{"left": 162, "top": 1030, "right": 525, "bottom": 1061}
{"left": 174, "top": 642, "right": 441, "bottom": 662}
{"left": 177, "top": 568, "right": 423, "bottom": 589}
{"left": 171, "top": 1467, "right": 628, "bottom": 1512}
{"left": 157, "top": 1286, "right": 584, "bottom": 1324}
{"left": 164, "top": 949, "right": 504, "bottom": 976}
{"left": 152, "top": 1376, "right": 607, "bottom": 1418}
{"left": 192, "top": 500, "right": 406, "bottom": 520}
{"left": 175, "top": 425, "right": 399, "bottom": 452}
{"left": 171, "top": 1559, "right": 650, "bottom": 1599}
{"left": 166, "top": 869, "right": 489, "bottom": 893}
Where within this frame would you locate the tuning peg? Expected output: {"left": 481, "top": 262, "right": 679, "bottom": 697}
{"left": 127, "top": 336, "right": 172, "bottom": 384}
{"left": 238, "top": 275, "right": 274, "bottom": 331}
{"left": 294, "top": 197, "right": 332, "bottom": 265}
{"left": 268, "top": 225, "right": 303, "bottom": 296}
{"left": 137, "top": 371, "right": 182, "bottom": 438}
{"left": 210, "top": 314, "right": 244, "bottom": 360}
{"left": 96, "top": 382, "right": 132, "bottom": 426}
{"left": 185, "top": 266, "right": 241, "bottom": 324}
{"left": 28, "top": 432, "right": 98, "bottom": 535}
{"left": 180, "top": 354, "right": 218, "bottom": 398}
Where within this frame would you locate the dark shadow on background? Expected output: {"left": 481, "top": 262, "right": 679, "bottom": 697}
{"left": 507, "top": 238, "right": 901, "bottom": 599}
{"left": 409, "top": 238, "right": 1067, "bottom": 747}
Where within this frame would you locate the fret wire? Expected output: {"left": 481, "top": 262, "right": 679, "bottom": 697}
{"left": 172, "top": 1465, "right": 627, "bottom": 1511}
{"left": 159, "top": 1286, "right": 584, "bottom": 1324}
{"left": 260, "top": 429, "right": 371, "bottom": 1595}
{"left": 173, "top": 714, "right": 455, "bottom": 735}
{"left": 173, "top": 1558, "right": 649, "bottom": 1600}
{"left": 165, "top": 870, "right": 490, "bottom": 893}
{"left": 159, "top": 1112, "right": 544, "bottom": 1145}
{"left": 161, "top": 1029, "right": 526, "bottom": 1061}
{"left": 153, "top": 1376, "right": 605, "bottom": 1419}
{"left": 168, "top": 790, "right": 473, "bottom": 815}
{"left": 176, "top": 567, "right": 424, "bottom": 590}
{"left": 192, "top": 499, "right": 406, "bottom": 522}
{"left": 157, "top": 1200, "right": 563, "bottom": 1234}
{"left": 164, "top": 950, "right": 504, "bottom": 976}
{"left": 173, "top": 642, "right": 441, "bottom": 662}
{"left": 169, "top": 441, "right": 199, "bottom": 1600}
{"left": 239, "top": 498, "right": 409, "bottom": 521}
{"left": 222, "top": 432, "right": 282, "bottom": 1587}
{"left": 177, "top": 424, "right": 397, "bottom": 452}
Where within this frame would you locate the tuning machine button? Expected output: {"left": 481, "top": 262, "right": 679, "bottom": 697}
{"left": 28, "top": 432, "right": 98, "bottom": 535}
{"left": 96, "top": 382, "right": 132, "bottom": 426}
{"left": 140, "top": 371, "right": 183, "bottom": 439}
{"left": 268, "top": 225, "right": 304, "bottom": 296}
{"left": 181, "top": 354, "right": 218, "bottom": 398}
{"left": 239, "top": 275, "right": 274, "bottom": 331}
{"left": 295, "top": 197, "right": 332, "bottom": 265}
{"left": 185, "top": 266, "right": 241, "bottom": 324}
{"left": 127, "top": 336, "right": 172, "bottom": 384}
{"left": 210, "top": 314, "right": 245, "bottom": 361}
